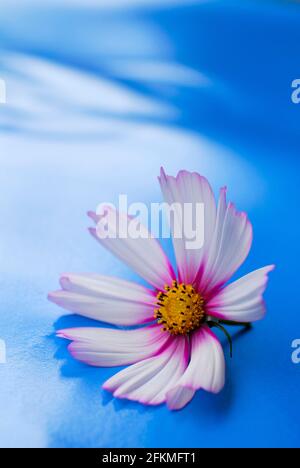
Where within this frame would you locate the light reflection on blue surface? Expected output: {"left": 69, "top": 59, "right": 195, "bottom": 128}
{"left": 0, "top": 0, "right": 300, "bottom": 448}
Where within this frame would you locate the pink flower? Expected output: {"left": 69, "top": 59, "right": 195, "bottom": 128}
{"left": 49, "top": 169, "right": 274, "bottom": 410}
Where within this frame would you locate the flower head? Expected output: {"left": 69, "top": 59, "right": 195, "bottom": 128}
{"left": 49, "top": 169, "right": 274, "bottom": 410}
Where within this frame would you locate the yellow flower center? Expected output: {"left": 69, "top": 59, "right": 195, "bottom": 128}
{"left": 154, "top": 281, "right": 205, "bottom": 335}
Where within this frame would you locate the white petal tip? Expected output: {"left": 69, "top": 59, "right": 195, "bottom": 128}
{"left": 166, "top": 386, "right": 196, "bottom": 411}
{"left": 88, "top": 227, "right": 97, "bottom": 238}
{"left": 56, "top": 330, "right": 69, "bottom": 339}
{"left": 87, "top": 211, "right": 100, "bottom": 223}
{"left": 48, "top": 291, "right": 60, "bottom": 303}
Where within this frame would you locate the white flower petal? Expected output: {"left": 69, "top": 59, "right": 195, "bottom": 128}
{"left": 48, "top": 273, "right": 157, "bottom": 326}
{"left": 89, "top": 207, "right": 175, "bottom": 290}
{"left": 165, "top": 386, "right": 196, "bottom": 411}
{"left": 103, "top": 336, "right": 189, "bottom": 405}
{"left": 207, "top": 265, "right": 275, "bottom": 322}
{"left": 159, "top": 168, "right": 216, "bottom": 285}
{"left": 58, "top": 325, "right": 169, "bottom": 367}
{"left": 198, "top": 188, "right": 253, "bottom": 295}
{"left": 166, "top": 325, "right": 225, "bottom": 410}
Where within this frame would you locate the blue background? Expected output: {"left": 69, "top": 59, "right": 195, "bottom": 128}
{"left": 0, "top": 0, "right": 299, "bottom": 448}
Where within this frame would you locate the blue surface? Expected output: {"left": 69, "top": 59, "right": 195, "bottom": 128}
{"left": 0, "top": 0, "right": 300, "bottom": 448}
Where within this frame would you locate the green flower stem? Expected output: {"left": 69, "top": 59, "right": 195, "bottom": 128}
{"left": 218, "top": 320, "right": 252, "bottom": 329}
{"left": 207, "top": 319, "right": 252, "bottom": 358}
{"left": 209, "top": 321, "right": 233, "bottom": 358}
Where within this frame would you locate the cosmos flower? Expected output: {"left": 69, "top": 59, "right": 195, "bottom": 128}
{"left": 49, "top": 169, "right": 274, "bottom": 410}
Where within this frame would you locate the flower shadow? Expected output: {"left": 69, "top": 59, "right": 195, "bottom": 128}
{"left": 51, "top": 314, "right": 252, "bottom": 416}
{"left": 51, "top": 314, "right": 154, "bottom": 415}
{"left": 189, "top": 325, "right": 252, "bottom": 417}
{"left": 51, "top": 315, "right": 117, "bottom": 394}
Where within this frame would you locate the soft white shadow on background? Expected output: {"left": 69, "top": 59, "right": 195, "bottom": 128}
{"left": 1, "top": 0, "right": 213, "bottom": 10}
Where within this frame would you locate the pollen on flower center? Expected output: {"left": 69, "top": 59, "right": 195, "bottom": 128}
{"left": 154, "top": 281, "right": 205, "bottom": 335}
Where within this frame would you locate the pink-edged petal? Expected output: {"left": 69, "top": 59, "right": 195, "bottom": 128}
{"left": 48, "top": 273, "right": 157, "bottom": 326}
{"left": 103, "top": 335, "right": 189, "bottom": 406}
{"left": 197, "top": 187, "right": 253, "bottom": 295}
{"left": 207, "top": 265, "right": 275, "bottom": 322}
{"left": 58, "top": 324, "right": 170, "bottom": 367}
{"left": 159, "top": 168, "right": 216, "bottom": 285}
{"left": 89, "top": 207, "right": 175, "bottom": 290}
{"left": 166, "top": 325, "right": 225, "bottom": 410}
